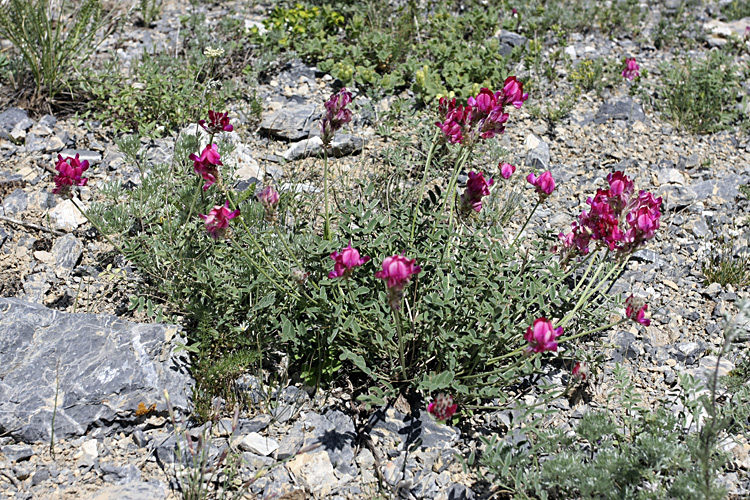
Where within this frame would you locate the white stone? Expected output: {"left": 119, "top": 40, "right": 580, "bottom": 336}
{"left": 286, "top": 450, "right": 337, "bottom": 496}
{"left": 237, "top": 432, "right": 278, "bottom": 456}
{"left": 564, "top": 45, "right": 577, "bottom": 59}
{"left": 47, "top": 199, "right": 88, "bottom": 232}
{"left": 524, "top": 133, "right": 541, "bottom": 152}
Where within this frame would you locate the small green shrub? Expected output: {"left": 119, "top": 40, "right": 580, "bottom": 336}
{"left": 138, "top": 0, "right": 163, "bottom": 27}
{"left": 722, "top": 0, "right": 750, "bottom": 20}
{"left": 0, "top": 0, "right": 119, "bottom": 97}
{"left": 654, "top": 50, "right": 748, "bottom": 134}
{"left": 702, "top": 239, "right": 750, "bottom": 288}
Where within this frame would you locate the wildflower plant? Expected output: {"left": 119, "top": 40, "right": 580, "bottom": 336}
{"left": 87, "top": 77, "right": 664, "bottom": 420}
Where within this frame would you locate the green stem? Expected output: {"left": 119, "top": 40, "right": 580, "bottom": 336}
{"left": 559, "top": 256, "right": 627, "bottom": 328}
{"left": 228, "top": 238, "right": 299, "bottom": 300}
{"left": 571, "top": 248, "right": 600, "bottom": 296}
{"left": 430, "top": 145, "right": 472, "bottom": 235}
{"left": 323, "top": 147, "right": 332, "bottom": 240}
{"left": 557, "top": 318, "right": 626, "bottom": 344}
{"left": 274, "top": 225, "right": 320, "bottom": 291}
{"left": 392, "top": 308, "right": 408, "bottom": 381}
{"left": 459, "top": 352, "right": 538, "bottom": 380}
{"left": 509, "top": 198, "right": 541, "bottom": 249}
{"left": 410, "top": 130, "right": 441, "bottom": 243}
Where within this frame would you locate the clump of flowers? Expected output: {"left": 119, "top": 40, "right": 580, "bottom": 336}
{"left": 199, "top": 111, "right": 233, "bottom": 134}
{"left": 190, "top": 144, "right": 223, "bottom": 191}
{"left": 622, "top": 57, "right": 640, "bottom": 81}
{"left": 329, "top": 244, "right": 370, "bottom": 279}
{"left": 435, "top": 76, "right": 527, "bottom": 145}
{"left": 460, "top": 171, "right": 494, "bottom": 213}
{"left": 625, "top": 295, "right": 650, "bottom": 326}
{"left": 524, "top": 318, "right": 563, "bottom": 353}
{"left": 427, "top": 393, "right": 457, "bottom": 422}
{"left": 558, "top": 171, "right": 662, "bottom": 260}
{"left": 52, "top": 154, "right": 89, "bottom": 196}
{"left": 527, "top": 170, "right": 556, "bottom": 200}
{"left": 258, "top": 185, "right": 280, "bottom": 223}
{"left": 375, "top": 254, "right": 421, "bottom": 310}
{"left": 199, "top": 201, "right": 239, "bottom": 240}
{"left": 320, "top": 88, "right": 353, "bottom": 147}
{"left": 500, "top": 162, "right": 516, "bottom": 180}
{"left": 572, "top": 361, "right": 590, "bottom": 382}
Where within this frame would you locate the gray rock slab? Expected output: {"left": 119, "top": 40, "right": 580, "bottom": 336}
{"left": 1, "top": 188, "right": 28, "bottom": 215}
{"left": 495, "top": 29, "right": 527, "bottom": 56}
{"left": 1, "top": 445, "right": 34, "bottom": 462}
{"left": 594, "top": 96, "right": 646, "bottom": 124}
{"left": 52, "top": 234, "right": 83, "bottom": 278}
{"left": 282, "top": 134, "right": 363, "bottom": 161}
{"left": 303, "top": 410, "right": 357, "bottom": 476}
{"left": 524, "top": 134, "right": 550, "bottom": 171}
{"left": 84, "top": 481, "right": 167, "bottom": 500}
{"left": 260, "top": 102, "right": 319, "bottom": 141}
{"left": 0, "top": 298, "right": 192, "bottom": 443}
{"left": 58, "top": 149, "right": 102, "bottom": 165}
{"left": 0, "top": 108, "right": 29, "bottom": 140}
{"left": 368, "top": 405, "right": 460, "bottom": 452}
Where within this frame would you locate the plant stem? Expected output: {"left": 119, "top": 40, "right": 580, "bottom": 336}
{"left": 392, "top": 308, "right": 408, "bottom": 381}
{"left": 559, "top": 257, "right": 626, "bottom": 328}
{"left": 410, "top": 129, "right": 441, "bottom": 243}
{"left": 323, "top": 147, "right": 332, "bottom": 240}
{"left": 509, "top": 198, "right": 541, "bottom": 249}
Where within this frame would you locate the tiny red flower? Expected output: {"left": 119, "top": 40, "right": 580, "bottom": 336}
{"left": 572, "top": 362, "right": 590, "bottom": 382}
{"left": 527, "top": 171, "right": 555, "bottom": 198}
{"left": 622, "top": 58, "right": 640, "bottom": 81}
{"left": 460, "top": 171, "right": 494, "bottom": 213}
{"left": 375, "top": 254, "right": 421, "bottom": 310}
{"left": 199, "top": 201, "right": 239, "bottom": 240}
{"left": 258, "top": 185, "right": 280, "bottom": 223}
{"left": 625, "top": 295, "right": 650, "bottom": 326}
{"left": 427, "top": 393, "right": 457, "bottom": 422}
{"left": 52, "top": 154, "right": 89, "bottom": 196}
{"left": 199, "top": 110, "right": 233, "bottom": 134}
{"left": 190, "top": 144, "right": 223, "bottom": 191}
{"left": 500, "top": 162, "right": 516, "bottom": 180}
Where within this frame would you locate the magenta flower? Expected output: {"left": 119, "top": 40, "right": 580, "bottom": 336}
{"left": 375, "top": 254, "right": 421, "bottom": 310}
{"left": 625, "top": 295, "right": 650, "bottom": 326}
{"left": 258, "top": 185, "right": 280, "bottom": 223}
{"left": 199, "top": 110, "right": 233, "bottom": 134}
{"left": 527, "top": 171, "right": 556, "bottom": 198}
{"left": 745, "top": 26, "right": 750, "bottom": 41}
{"left": 190, "top": 144, "right": 223, "bottom": 191}
{"left": 427, "top": 393, "right": 457, "bottom": 422}
{"left": 199, "top": 201, "right": 240, "bottom": 240}
{"left": 524, "top": 318, "right": 563, "bottom": 353}
{"left": 502, "top": 76, "right": 529, "bottom": 109}
{"left": 606, "top": 170, "right": 635, "bottom": 212}
{"left": 52, "top": 154, "right": 89, "bottom": 196}
{"left": 320, "top": 88, "right": 353, "bottom": 146}
{"left": 572, "top": 362, "right": 590, "bottom": 382}
{"left": 329, "top": 244, "right": 370, "bottom": 279}
{"left": 460, "top": 171, "right": 494, "bottom": 213}
{"left": 500, "top": 162, "right": 516, "bottom": 180}
{"left": 622, "top": 58, "right": 640, "bottom": 81}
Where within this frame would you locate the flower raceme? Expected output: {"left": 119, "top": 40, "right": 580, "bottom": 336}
{"left": 375, "top": 254, "right": 421, "bottom": 310}
{"left": 500, "top": 162, "right": 516, "bottom": 180}
{"left": 52, "top": 154, "right": 89, "bottom": 195}
{"left": 199, "top": 110, "right": 233, "bottom": 134}
{"left": 435, "top": 76, "right": 527, "bottom": 145}
{"left": 625, "top": 295, "right": 650, "bottom": 326}
{"left": 321, "top": 88, "right": 353, "bottom": 146}
{"left": 572, "top": 362, "right": 590, "bottom": 382}
{"left": 622, "top": 57, "right": 640, "bottom": 81}
{"left": 258, "top": 185, "right": 280, "bottom": 223}
{"left": 460, "top": 171, "right": 494, "bottom": 213}
{"left": 190, "top": 144, "right": 223, "bottom": 191}
{"left": 200, "top": 201, "right": 239, "bottom": 240}
{"left": 427, "top": 393, "right": 457, "bottom": 422}
{"left": 524, "top": 318, "right": 563, "bottom": 353}
{"left": 329, "top": 244, "right": 370, "bottom": 279}
{"left": 526, "top": 170, "right": 556, "bottom": 199}
{"left": 558, "top": 171, "right": 662, "bottom": 257}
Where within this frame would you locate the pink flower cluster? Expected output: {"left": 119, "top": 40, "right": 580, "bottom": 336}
{"left": 460, "top": 171, "right": 494, "bottom": 213}
{"left": 258, "top": 185, "right": 280, "bottom": 223}
{"left": 572, "top": 361, "right": 589, "bottom": 382}
{"left": 524, "top": 318, "right": 563, "bottom": 353}
{"left": 200, "top": 201, "right": 239, "bottom": 240}
{"left": 527, "top": 171, "right": 555, "bottom": 199}
{"left": 321, "top": 88, "right": 353, "bottom": 146}
{"left": 625, "top": 295, "right": 650, "bottom": 326}
{"left": 622, "top": 58, "right": 640, "bottom": 81}
{"left": 558, "top": 171, "right": 662, "bottom": 257}
{"left": 500, "top": 162, "right": 516, "bottom": 180}
{"left": 52, "top": 154, "right": 89, "bottom": 195}
{"left": 435, "top": 76, "right": 527, "bottom": 144}
{"left": 376, "top": 254, "right": 421, "bottom": 310}
{"left": 329, "top": 244, "right": 370, "bottom": 279}
{"left": 199, "top": 110, "right": 233, "bottom": 134}
{"left": 427, "top": 393, "right": 457, "bottom": 422}
{"left": 190, "top": 144, "right": 223, "bottom": 191}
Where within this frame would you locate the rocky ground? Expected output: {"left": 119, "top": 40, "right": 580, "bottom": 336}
{"left": 1, "top": 1, "right": 750, "bottom": 499}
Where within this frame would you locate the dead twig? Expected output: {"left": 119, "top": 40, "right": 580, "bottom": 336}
{"left": 0, "top": 214, "right": 65, "bottom": 236}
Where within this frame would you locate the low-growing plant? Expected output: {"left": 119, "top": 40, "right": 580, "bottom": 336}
{"left": 652, "top": 50, "right": 748, "bottom": 134}
{"left": 0, "top": 0, "right": 121, "bottom": 98}
{"left": 137, "top": 0, "right": 163, "bottom": 27}
{"left": 722, "top": 0, "right": 750, "bottom": 20}
{"left": 702, "top": 238, "right": 750, "bottom": 288}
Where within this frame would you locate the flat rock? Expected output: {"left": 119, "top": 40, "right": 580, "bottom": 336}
{"left": 594, "top": 96, "right": 646, "bottom": 124}
{"left": 0, "top": 108, "right": 29, "bottom": 140}
{"left": 237, "top": 432, "right": 279, "bottom": 456}
{"left": 260, "top": 102, "right": 319, "bottom": 141}
{"left": 1, "top": 188, "right": 28, "bottom": 215}
{"left": 303, "top": 410, "right": 357, "bottom": 476}
{"left": 84, "top": 481, "right": 168, "bottom": 500}
{"left": 282, "top": 134, "right": 363, "bottom": 161}
{"left": 1, "top": 445, "right": 34, "bottom": 462}
{"left": 48, "top": 198, "right": 88, "bottom": 231}
{"left": 52, "top": 234, "right": 83, "bottom": 278}
{"left": 368, "top": 406, "right": 459, "bottom": 452}
{"left": 285, "top": 450, "right": 338, "bottom": 497}
{"left": 58, "top": 149, "right": 103, "bottom": 165}
{"left": 495, "top": 29, "right": 527, "bottom": 56}
{"left": 0, "top": 298, "right": 192, "bottom": 443}
{"left": 524, "top": 134, "right": 550, "bottom": 171}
